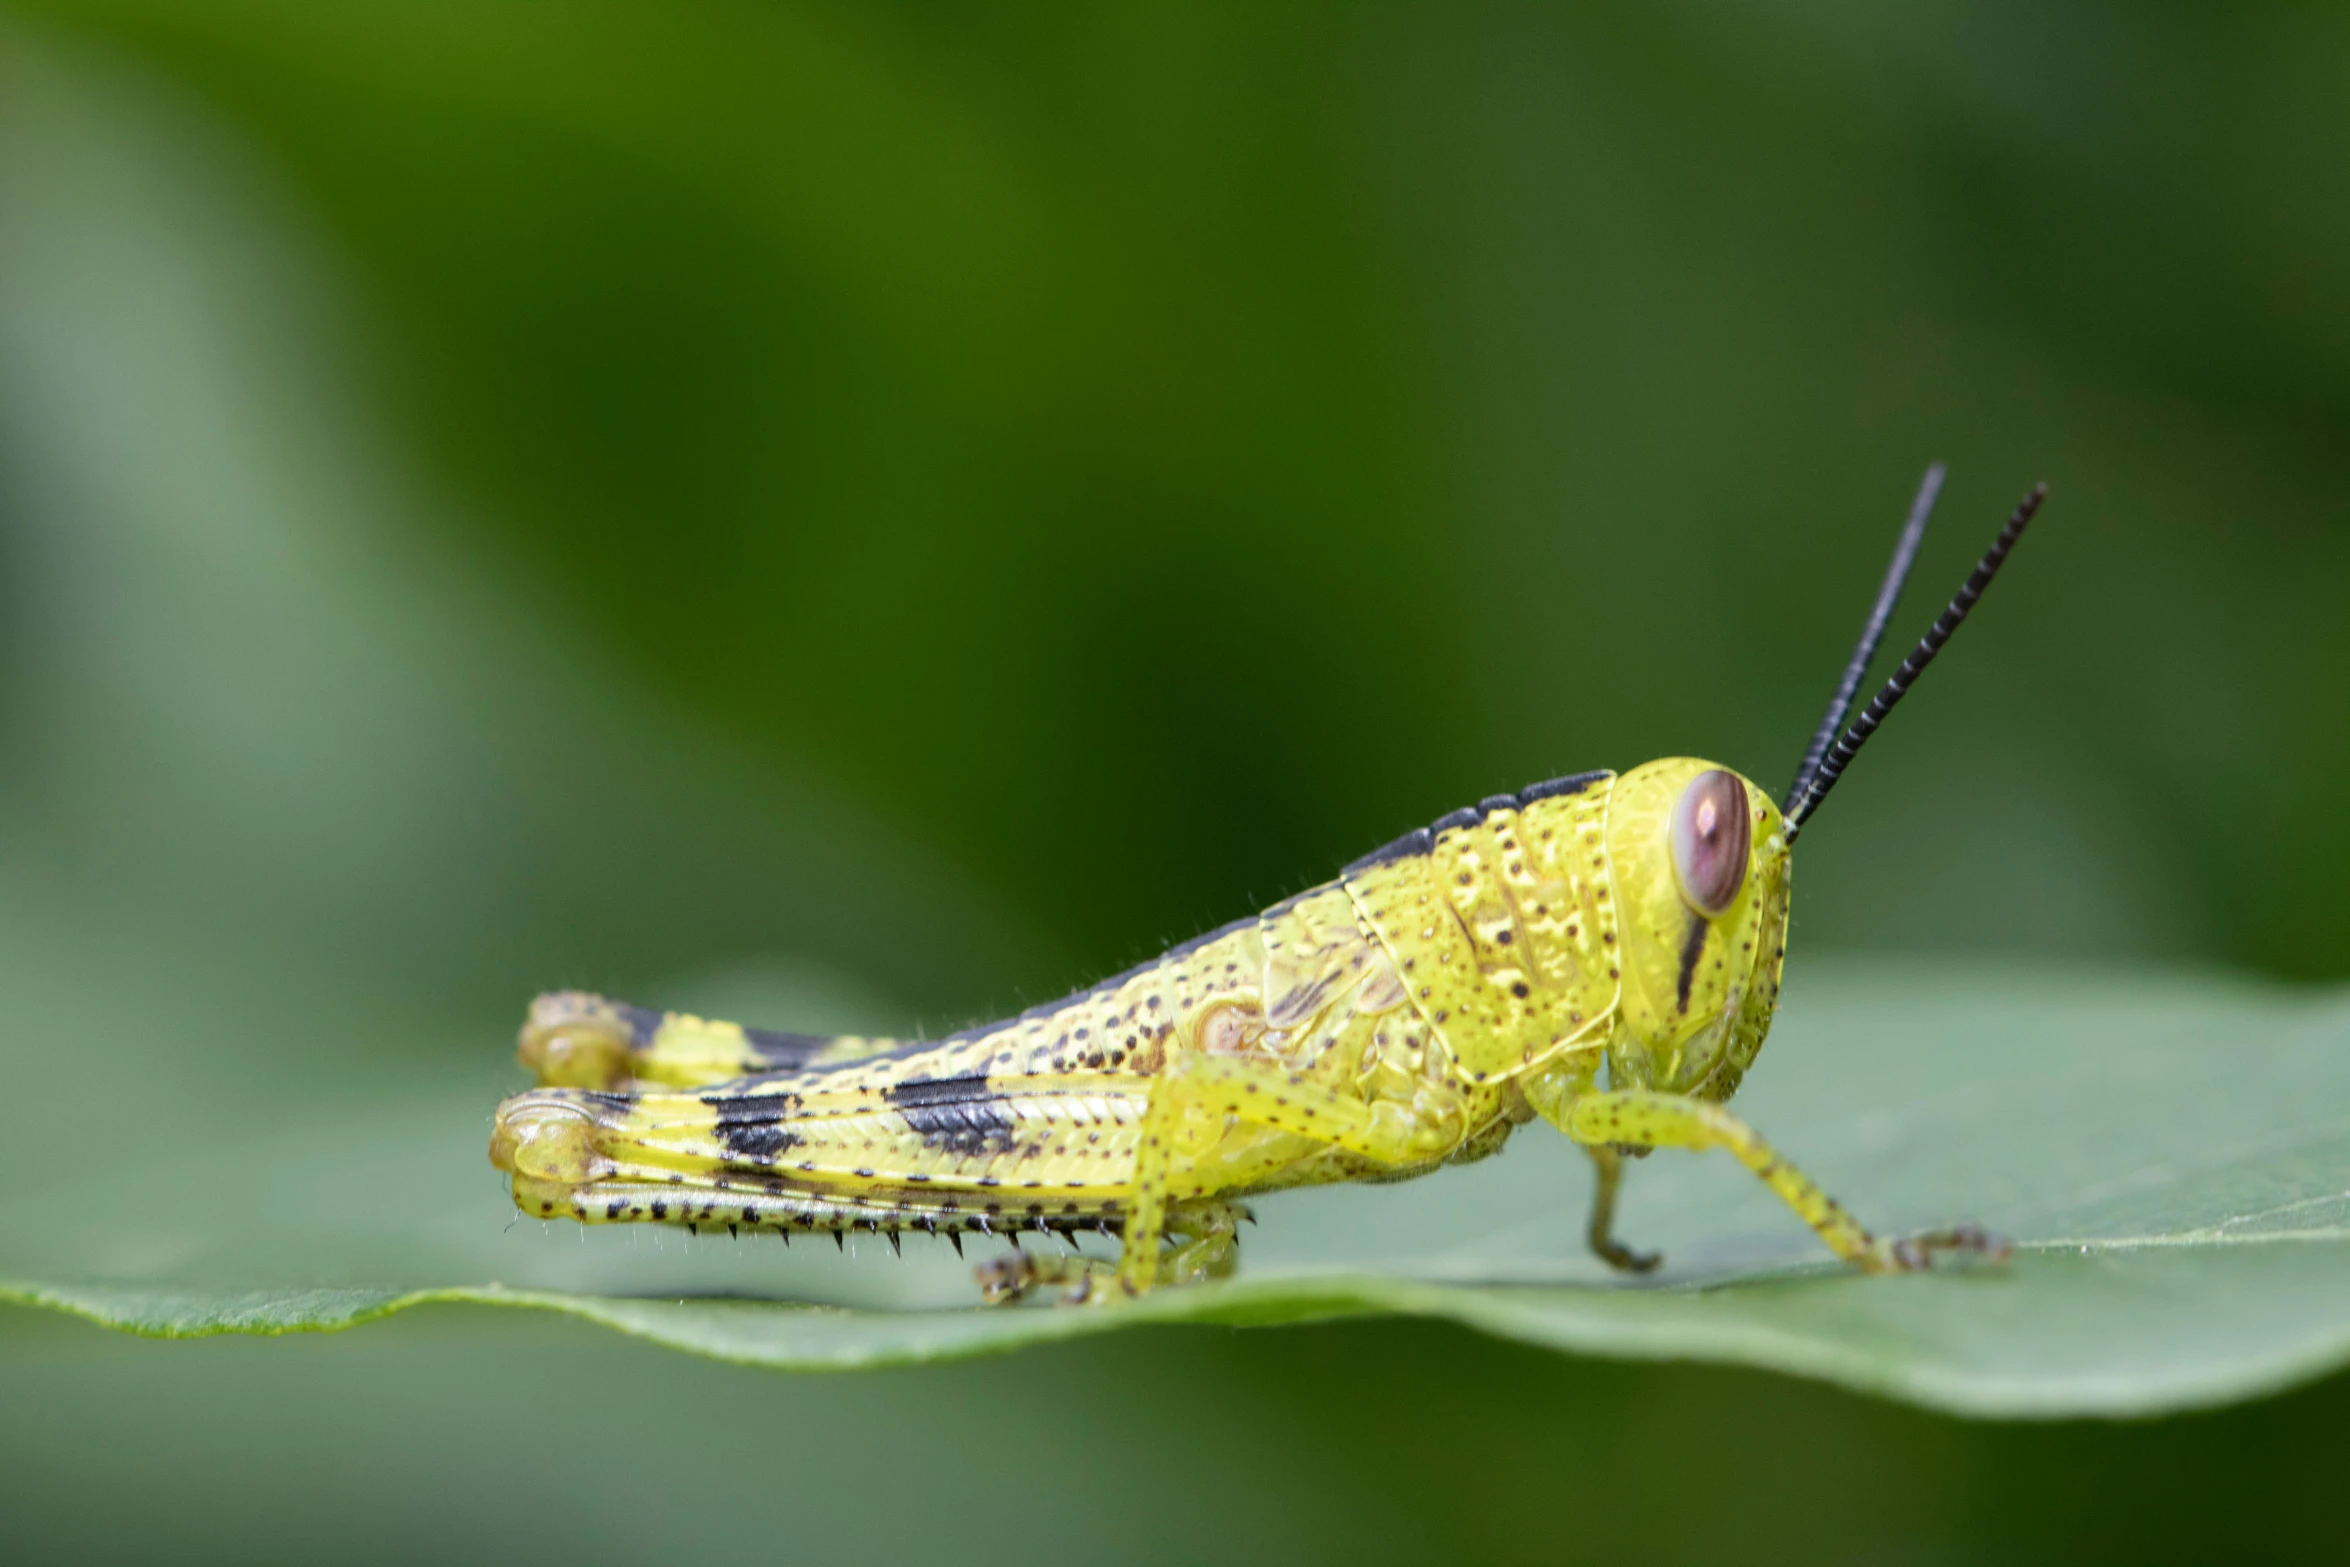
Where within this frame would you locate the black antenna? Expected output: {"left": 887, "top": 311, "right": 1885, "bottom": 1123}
{"left": 1784, "top": 480, "right": 2048, "bottom": 838}
{"left": 1783, "top": 463, "right": 1945, "bottom": 812}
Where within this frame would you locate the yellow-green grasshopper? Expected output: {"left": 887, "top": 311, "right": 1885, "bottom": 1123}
{"left": 490, "top": 468, "right": 2043, "bottom": 1303}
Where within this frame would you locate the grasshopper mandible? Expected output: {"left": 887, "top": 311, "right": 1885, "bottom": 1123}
{"left": 490, "top": 467, "right": 2040, "bottom": 1303}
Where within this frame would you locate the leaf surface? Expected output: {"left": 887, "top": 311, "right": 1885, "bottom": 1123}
{"left": 4, "top": 14, "right": 2349, "bottom": 1424}
{"left": 9, "top": 966, "right": 2350, "bottom": 1418}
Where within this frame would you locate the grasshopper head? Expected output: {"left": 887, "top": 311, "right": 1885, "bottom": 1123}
{"left": 1605, "top": 758, "right": 1790, "bottom": 1103}
{"left": 1598, "top": 471, "right": 2048, "bottom": 1102}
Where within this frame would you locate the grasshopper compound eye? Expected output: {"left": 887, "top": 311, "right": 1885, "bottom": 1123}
{"left": 1670, "top": 768, "right": 1751, "bottom": 916}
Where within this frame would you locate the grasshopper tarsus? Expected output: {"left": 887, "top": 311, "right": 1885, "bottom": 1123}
{"left": 1883, "top": 1223, "right": 2012, "bottom": 1272}
{"left": 973, "top": 1250, "right": 1035, "bottom": 1306}
{"left": 973, "top": 1243, "right": 1120, "bottom": 1308}
{"left": 1594, "top": 1239, "right": 1663, "bottom": 1274}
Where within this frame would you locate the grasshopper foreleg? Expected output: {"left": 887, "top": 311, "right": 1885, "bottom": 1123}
{"left": 1521, "top": 1053, "right": 1663, "bottom": 1272}
{"left": 1564, "top": 1089, "right": 2009, "bottom": 1273}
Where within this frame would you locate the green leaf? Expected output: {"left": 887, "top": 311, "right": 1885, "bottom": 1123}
{"left": 6, "top": 10, "right": 2350, "bottom": 1428}
{"left": 10, "top": 966, "right": 2350, "bottom": 1419}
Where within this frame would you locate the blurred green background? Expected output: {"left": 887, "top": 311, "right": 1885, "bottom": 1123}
{"left": 1, "top": 1, "right": 2345, "bottom": 1561}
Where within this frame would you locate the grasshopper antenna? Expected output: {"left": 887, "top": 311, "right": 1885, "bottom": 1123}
{"left": 1783, "top": 479, "right": 2047, "bottom": 839}
{"left": 1783, "top": 463, "right": 1944, "bottom": 814}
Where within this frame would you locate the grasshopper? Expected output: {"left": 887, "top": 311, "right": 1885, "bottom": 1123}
{"left": 490, "top": 468, "right": 2040, "bottom": 1303}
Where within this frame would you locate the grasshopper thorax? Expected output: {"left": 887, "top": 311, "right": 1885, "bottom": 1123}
{"left": 1603, "top": 758, "right": 1790, "bottom": 1104}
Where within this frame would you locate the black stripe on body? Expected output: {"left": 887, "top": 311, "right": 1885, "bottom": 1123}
{"left": 1516, "top": 770, "right": 1609, "bottom": 805}
{"left": 736, "top": 1023, "right": 841, "bottom": 1070}
{"left": 1346, "top": 828, "right": 1433, "bottom": 873}
{"left": 1675, "top": 914, "right": 1709, "bottom": 1013}
{"left": 1345, "top": 771, "right": 1611, "bottom": 874}
{"left": 706, "top": 1091, "right": 805, "bottom": 1163}
{"left": 621, "top": 1000, "right": 832, "bottom": 1072}
{"left": 882, "top": 1076, "right": 1022, "bottom": 1156}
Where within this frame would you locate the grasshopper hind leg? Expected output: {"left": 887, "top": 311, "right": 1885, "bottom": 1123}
{"left": 977, "top": 1203, "right": 1242, "bottom": 1307}
{"left": 515, "top": 991, "right": 894, "bottom": 1092}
